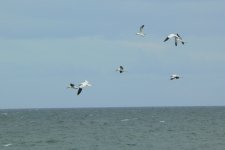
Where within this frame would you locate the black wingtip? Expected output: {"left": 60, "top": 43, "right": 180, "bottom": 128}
{"left": 175, "top": 41, "right": 177, "bottom": 46}
{"left": 164, "top": 37, "right": 169, "bottom": 42}
{"left": 77, "top": 88, "right": 82, "bottom": 95}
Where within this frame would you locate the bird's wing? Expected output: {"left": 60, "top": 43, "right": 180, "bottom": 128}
{"left": 70, "top": 83, "right": 75, "bottom": 87}
{"left": 164, "top": 37, "right": 169, "bottom": 42}
{"left": 176, "top": 33, "right": 181, "bottom": 38}
{"left": 175, "top": 38, "right": 178, "bottom": 46}
{"left": 177, "top": 34, "right": 183, "bottom": 41}
{"left": 120, "top": 66, "right": 124, "bottom": 70}
{"left": 140, "top": 25, "right": 144, "bottom": 33}
{"left": 77, "top": 88, "right": 82, "bottom": 95}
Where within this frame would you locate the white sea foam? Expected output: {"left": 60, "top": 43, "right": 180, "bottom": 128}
{"left": 121, "top": 118, "right": 138, "bottom": 122}
{"left": 121, "top": 119, "right": 130, "bottom": 122}
{"left": 3, "top": 144, "right": 12, "bottom": 147}
{"left": 1, "top": 113, "right": 8, "bottom": 116}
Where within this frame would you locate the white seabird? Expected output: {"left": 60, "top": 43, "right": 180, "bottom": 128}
{"left": 170, "top": 74, "right": 181, "bottom": 80}
{"left": 116, "top": 66, "right": 126, "bottom": 73}
{"left": 67, "top": 80, "right": 92, "bottom": 95}
{"left": 136, "top": 25, "right": 145, "bottom": 37}
{"left": 164, "top": 33, "right": 185, "bottom": 46}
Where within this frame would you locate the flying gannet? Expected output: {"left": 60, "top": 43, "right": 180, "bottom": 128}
{"left": 116, "top": 66, "right": 126, "bottom": 73}
{"left": 136, "top": 25, "right": 145, "bottom": 37}
{"left": 164, "top": 33, "right": 185, "bottom": 46}
{"left": 67, "top": 80, "right": 92, "bottom": 95}
{"left": 170, "top": 74, "right": 181, "bottom": 80}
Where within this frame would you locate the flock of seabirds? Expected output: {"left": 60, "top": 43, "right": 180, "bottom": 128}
{"left": 67, "top": 25, "right": 186, "bottom": 95}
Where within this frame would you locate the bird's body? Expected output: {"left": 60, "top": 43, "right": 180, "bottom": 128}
{"left": 164, "top": 33, "right": 185, "bottom": 46}
{"left": 116, "top": 66, "right": 126, "bottom": 73}
{"left": 170, "top": 74, "right": 181, "bottom": 80}
{"left": 67, "top": 80, "right": 91, "bottom": 95}
{"left": 136, "top": 25, "right": 145, "bottom": 37}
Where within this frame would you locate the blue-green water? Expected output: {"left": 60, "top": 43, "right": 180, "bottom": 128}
{"left": 0, "top": 107, "right": 225, "bottom": 150}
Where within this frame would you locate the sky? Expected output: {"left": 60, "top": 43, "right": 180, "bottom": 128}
{"left": 0, "top": 0, "right": 225, "bottom": 109}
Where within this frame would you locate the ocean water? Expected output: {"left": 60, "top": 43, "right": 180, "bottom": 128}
{"left": 0, "top": 107, "right": 225, "bottom": 150}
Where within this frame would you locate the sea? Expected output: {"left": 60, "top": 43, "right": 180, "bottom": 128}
{"left": 0, "top": 107, "right": 225, "bottom": 150}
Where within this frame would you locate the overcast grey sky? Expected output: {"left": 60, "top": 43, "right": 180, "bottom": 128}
{"left": 0, "top": 0, "right": 225, "bottom": 109}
